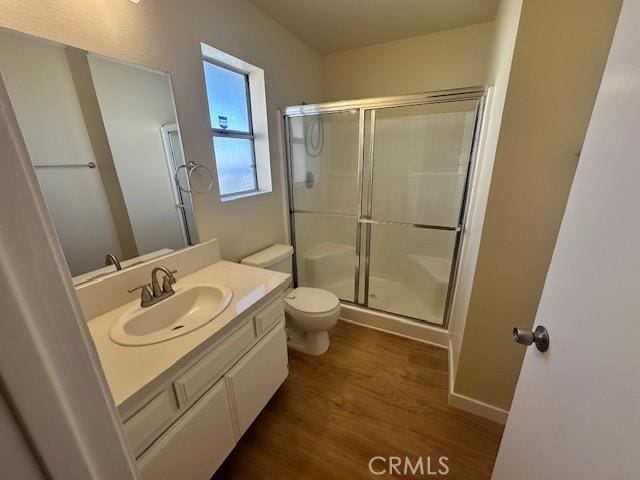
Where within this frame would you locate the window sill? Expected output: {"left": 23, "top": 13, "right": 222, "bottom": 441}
{"left": 220, "top": 189, "right": 271, "bottom": 203}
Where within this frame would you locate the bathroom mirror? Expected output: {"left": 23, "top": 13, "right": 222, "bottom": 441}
{"left": 0, "top": 27, "right": 203, "bottom": 284}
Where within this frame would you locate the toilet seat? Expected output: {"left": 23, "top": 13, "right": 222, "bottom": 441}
{"left": 240, "top": 244, "right": 339, "bottom": 355}
{"left": 284, "top": 287, "right": 339, "bottom": 314}
{"left": 283, "top": 287, "right": 341, "bottom": 355}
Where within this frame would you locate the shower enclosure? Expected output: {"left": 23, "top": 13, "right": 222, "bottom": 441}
{"left": 283, "top": 88, "right": 484, "bottom": 327}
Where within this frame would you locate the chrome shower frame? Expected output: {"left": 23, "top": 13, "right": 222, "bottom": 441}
{"left": 281, "top": 87, "right": 486, "bottom": 329}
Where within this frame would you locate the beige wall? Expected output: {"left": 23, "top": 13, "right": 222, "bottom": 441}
{"left": 0, "top": 0, "right": 323, "bottom": 262}
{"left": 454, "top": 0, "right": 622, "bottom": 411}
{"left": 450, "top": 0, "right": 523, "bottom": 382}
{"left": 320, "top": 22, "right": 494, "bottom": 101}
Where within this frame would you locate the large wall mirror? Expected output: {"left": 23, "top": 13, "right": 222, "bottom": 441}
{"left": 0, "top": 27, "right": 209, "bottom": 285}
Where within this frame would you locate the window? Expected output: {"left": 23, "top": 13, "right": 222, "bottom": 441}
{"left": 201, "top": 43, "right": 272, "bottom": 200}
{"left": 204, "top": 61, "right": 256, "bottom": 196}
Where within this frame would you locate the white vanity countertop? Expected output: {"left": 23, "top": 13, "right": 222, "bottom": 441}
{"left": 87, "top": 260, "right": 290, "bottom": 408}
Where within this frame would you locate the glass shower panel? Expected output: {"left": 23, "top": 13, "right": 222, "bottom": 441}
{"left": 293, "top": 212, "right": 357, "bottom": 302}
{"left": 366, "top": 224, "right": 457, "bottom": 324}
{"left": 370, "top": 100, "right": 478, "bottom": 226}
{"left": 285, "top": 92, "right": 483, "bottom": 327}
{"left": 288, "top": 111, "right": 360, "bottom": 215}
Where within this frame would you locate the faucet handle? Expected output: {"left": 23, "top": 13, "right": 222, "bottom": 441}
{"left": 162, "top": 276, "right": 175, "bottom": 294}
{"left": 128, "top": 284, "right": 153, "bottom": 304}
{"left": 162, "top": 269, "right": 178, "bottom": 293}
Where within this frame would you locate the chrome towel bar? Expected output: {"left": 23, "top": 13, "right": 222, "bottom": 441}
{"left": 33, "top": 161, "right": 96, "bottom": 169}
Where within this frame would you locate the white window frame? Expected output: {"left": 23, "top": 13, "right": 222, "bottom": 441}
{"left": 201, "top": 43, "right": 272, "bottom": 201}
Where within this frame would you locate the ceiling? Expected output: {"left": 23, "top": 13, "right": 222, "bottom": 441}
{"left": 247, "top": 0, "right": 499, "bottom": 55}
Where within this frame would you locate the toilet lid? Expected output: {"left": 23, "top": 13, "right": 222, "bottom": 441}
{"left": 284, "top": 287, "right": 339, "bottom": 314}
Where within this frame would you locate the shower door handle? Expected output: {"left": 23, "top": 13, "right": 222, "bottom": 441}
{"left": 513, "top": 325, "right": 550, "bottom": 352}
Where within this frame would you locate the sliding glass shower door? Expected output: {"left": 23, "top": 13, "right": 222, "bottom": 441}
{"left": 285, "top": 90, "right": 483, "bottom": 327}
{"left": 361, "top": 101, "right": 479, "bottom": 324}
{"left": 287, "top": 110, "right": 360, "bottom": 302}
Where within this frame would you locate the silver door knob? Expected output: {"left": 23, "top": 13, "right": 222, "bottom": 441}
{"left": 513, "top": 325, "right": 549, "bottom": 352}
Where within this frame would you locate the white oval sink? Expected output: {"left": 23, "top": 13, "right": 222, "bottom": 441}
{"left": 110, "top": 284, "right": 233, "bottom": 346}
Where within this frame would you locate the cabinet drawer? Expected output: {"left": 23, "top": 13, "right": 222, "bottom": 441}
{"left": 123, "top": 389, "right": 177, "bottom": 457}
{"left": 174, "top": 320, "right": 254, "bottom": 407}
{"left": 138, "top": 379, "right": 236, "bottom": 480}
{"left": 226, "top": 322, "right": 288, "bottom": 438}
{"left": 254, "top": 297, "right": 285, "bottom": 335}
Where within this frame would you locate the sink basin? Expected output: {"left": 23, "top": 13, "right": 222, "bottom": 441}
{"left": 110, "top": 284, "right": 233, "bottom": 346}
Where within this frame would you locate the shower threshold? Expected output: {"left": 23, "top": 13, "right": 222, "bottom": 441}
{"left": 339, "top": 302, "right": 450, "bottom": 348}
{"left": 321, "top": 276, "right": 444, "bottom": 326}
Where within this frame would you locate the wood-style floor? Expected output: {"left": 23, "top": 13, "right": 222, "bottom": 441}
{"left": 214, "top": 321, "right": 504, "bottom": 480}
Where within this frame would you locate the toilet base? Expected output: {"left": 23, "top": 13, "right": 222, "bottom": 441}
{"left": 286, "top": 327, "right": 330, "bottom": 356}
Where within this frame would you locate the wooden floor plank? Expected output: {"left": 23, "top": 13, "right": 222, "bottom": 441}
{"left": 214, "top": 321, "right": 503, "bottom": 479}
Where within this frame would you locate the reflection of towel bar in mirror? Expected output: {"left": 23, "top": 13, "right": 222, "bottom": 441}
{"left": 33, "top": 161, "right": 97, "bottom": 169}
{"left": 175, "top": 161, "right": 213, "bottom": 194}
{"left": 3, "top": 25, "right": 198, "bottom": 282}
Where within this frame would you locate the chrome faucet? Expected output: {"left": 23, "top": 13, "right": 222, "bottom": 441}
{"left": 105, "top": 253, "right": 122, "bottom": 271}
{"left": 128, "top": 266, "right": 178, "bottom": 307}
{"left": 151, "top": 266, "right": 177, "bottom": 297}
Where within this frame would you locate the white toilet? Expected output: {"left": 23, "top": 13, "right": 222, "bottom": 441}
{"left": 241, "top": 244, "right": 340, "bottom": 355}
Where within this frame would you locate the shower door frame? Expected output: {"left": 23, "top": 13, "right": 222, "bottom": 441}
{"left": 282, "top": 87, "right": 486, "bottom": 329}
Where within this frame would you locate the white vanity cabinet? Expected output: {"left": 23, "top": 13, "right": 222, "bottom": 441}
{"left": 137, "top": 379, "right": 236, "bottom": 480}
{"left": 226, "top": 323, "right": 288, "bottom": 437}
{"left": 122, "top": 295, "right": 288, "bottom": 480}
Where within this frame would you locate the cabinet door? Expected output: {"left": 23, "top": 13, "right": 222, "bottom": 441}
{"left": 123, "top": 389, "right": 177, "bottom": 457}
{"left": 137, "top": 379, "right": 235, "bottom": 480}
{"left": 226, "top": 323, "right": 288, "bottom": 437}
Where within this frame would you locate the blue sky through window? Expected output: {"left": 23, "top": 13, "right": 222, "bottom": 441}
{"left": 203, "top": 61, "right": 250, "bottom": 132}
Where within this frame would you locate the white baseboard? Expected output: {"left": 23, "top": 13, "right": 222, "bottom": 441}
{"left": 446, "top": 340, "right": 509, "bottom": 425}
{"left": 339, "top": 303, "right": 449, "bottom": 349}
{"left": 448, "top": 391, "right": 509, "bottom": 425}
{"left": 448, "top": 341, "right": 457, "bottom": 391}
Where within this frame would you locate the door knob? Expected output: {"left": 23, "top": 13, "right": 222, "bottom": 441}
{"left": 513, "top": 325, "right": 549, "bottom": 352}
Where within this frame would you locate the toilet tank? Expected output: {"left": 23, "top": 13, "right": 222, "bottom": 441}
{"left": 240, "top": 244, "right": 294, "bottom": 274}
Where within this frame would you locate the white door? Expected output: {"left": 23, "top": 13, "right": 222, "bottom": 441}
{"left": 492, "top": 1, "right": 640, "bottom": 478}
